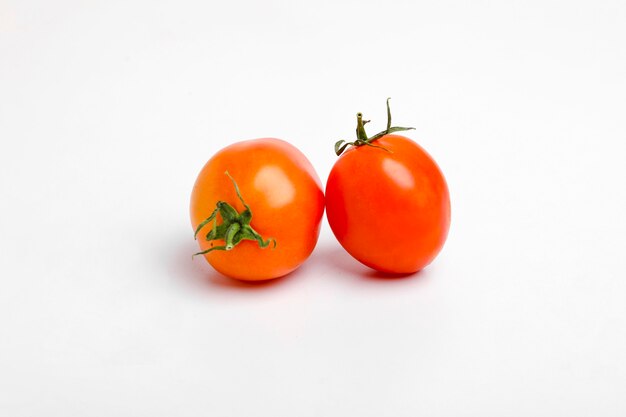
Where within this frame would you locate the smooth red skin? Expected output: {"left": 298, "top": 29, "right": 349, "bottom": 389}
{"left": 325, "top": 135, "right": 451, "bottom": 274}
{"left": 190, "top": 138, "right": 325, "bottom": 281}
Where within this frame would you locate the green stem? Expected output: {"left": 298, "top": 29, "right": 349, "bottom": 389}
{"left": 333, "top": 98, "right": 416, "bottom": 156}
{"left": 356, "top": 113, "right": 369, "bottom": 142}
{"left": 192, "top": 172, "right": 276, "bottom": 256}
{"left": 386, "top": 97, "right": 392, "bottom": 131}
{"left": 225, "top": 222, "right": 241, "bottom": 250}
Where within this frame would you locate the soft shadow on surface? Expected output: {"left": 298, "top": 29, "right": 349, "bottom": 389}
{"left": 166, "top": 236, "right": 296, "bottom": 292}
{"left": 165, "top": 233, "right": 429, "bottom": 291}
{"left": 318, "top": 242, "right": 430, "bottom": 282}
{"left": 366, "top": 269, "right": 427, "bottom": 280}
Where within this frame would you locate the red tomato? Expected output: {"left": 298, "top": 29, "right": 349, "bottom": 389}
{"left": 326, "top": 101, "right": 450, "bottom": 274}
{"left": 190, "top": 138, "right": 325, "bottom": 281}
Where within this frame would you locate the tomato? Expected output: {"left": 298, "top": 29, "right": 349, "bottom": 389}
{"left": 326, "top": 100, "right": 450, "bottom": 274}
{"left": 190, "top": 138, "right": 325, "bottom": 281}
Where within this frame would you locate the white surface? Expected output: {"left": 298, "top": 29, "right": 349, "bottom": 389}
{"left": 1, "top": 0, "right": 626, "bottom": 415}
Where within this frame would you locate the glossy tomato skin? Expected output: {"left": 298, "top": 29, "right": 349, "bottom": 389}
{"left": 190, "top": 138, "right": 325, "bottom": 281}
{"left": 326, "top": 135, "right": 450, "bottom": 274}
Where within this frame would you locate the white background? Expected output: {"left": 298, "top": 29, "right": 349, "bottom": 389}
{"left": 1, "top": 0, "right": 626, "bottom": 415}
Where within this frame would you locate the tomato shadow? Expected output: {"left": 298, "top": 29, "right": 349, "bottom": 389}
{"left": 319, "top": 242, "right": 428, "bottom": 282}
{"left": 165, "top": 232, "right": 427, "bottom": 291}
{"left": 366, "top": 267, "right": 430, "bottom": 280}
{"left": 166, "top": 235, "right": 295, "bottom": 292}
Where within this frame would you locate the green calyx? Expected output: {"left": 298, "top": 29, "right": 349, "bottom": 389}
{"left": 334, "top": 98, "right": 415, "bottom": 156}
{"left": 193, "top": 171, "right": 276, "bottom": 257}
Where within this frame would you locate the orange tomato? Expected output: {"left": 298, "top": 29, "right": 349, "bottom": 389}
{"left": 190, "top": 138, "right": 325, "bottom": 281}
{"left": 326, "top": 101, "right": 450, "bottom": 274}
